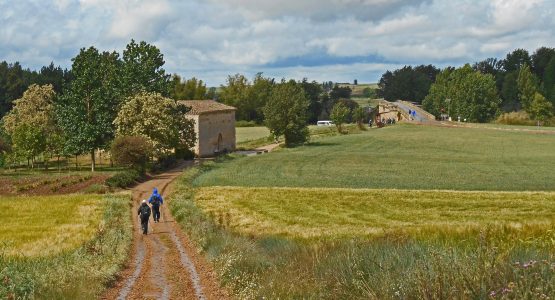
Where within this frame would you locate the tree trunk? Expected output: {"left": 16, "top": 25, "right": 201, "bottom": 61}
{"left": 57, "top": 156, "right": 61, "bottom": 172}
{"left": 75, "top": 155, "right": 78, "bottom": 170}
{"left": 91, "top": 150, "right": 95, "bottom": 172}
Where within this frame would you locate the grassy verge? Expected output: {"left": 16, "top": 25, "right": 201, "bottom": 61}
{"left": 170, "top": 163, "right": 555, "bottom": 299}
{"left": 0, "top": 194, "right": 132, "bottom": 299}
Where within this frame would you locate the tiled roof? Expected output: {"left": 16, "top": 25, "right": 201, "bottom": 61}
{"left": 178, "top": 100, "right": 236, "bottom": 115}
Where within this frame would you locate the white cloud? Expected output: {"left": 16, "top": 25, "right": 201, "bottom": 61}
{"left": 0, "top": 0, "right": 554, "bottom": 85}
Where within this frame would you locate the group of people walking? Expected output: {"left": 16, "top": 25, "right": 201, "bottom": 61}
{"left": 138, "top": 188, "right": 164, "bottom": 235}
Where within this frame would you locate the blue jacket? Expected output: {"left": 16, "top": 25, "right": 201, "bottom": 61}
{"left": 148, "top": 188, "right": 164, "bottom": 206}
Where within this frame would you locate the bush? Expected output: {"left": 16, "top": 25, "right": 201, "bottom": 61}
{"left": 105, "top": 169, "right": 142, "bottom": 188}
{"left": 149, "top": 155, "right": 178, "bottom": 173}
{"left": 235, "top": 120, "right": 259, "bottom": 127}
{"left": 110, "top": 136, "right": 151, "bottom": 171}
{"left": 495, "top": 111, "right": 536, "bottom": 126}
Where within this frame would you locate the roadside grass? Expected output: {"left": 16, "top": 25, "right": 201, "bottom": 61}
{"left": 171, "top": 166, "right": 555, "bottom": 299}
{"left": 0, "top": 194, "right": 132, "bottom": 299}
{"left": 195, "top": 124, "right": 555, "bottom": 191}
{"left": 196, "top": 186, "right": 555, "bottom": 239}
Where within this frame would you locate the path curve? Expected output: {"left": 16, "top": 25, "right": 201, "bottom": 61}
{"left": 103, "top": 162, "right": 227, "bottom": 300}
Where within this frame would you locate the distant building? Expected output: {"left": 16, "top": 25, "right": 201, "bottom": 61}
{"left": 179, "top": 100, "right": 236, "bottom": 157}
{"left": 354, "top": 79, "right": 358, "bottom": 85}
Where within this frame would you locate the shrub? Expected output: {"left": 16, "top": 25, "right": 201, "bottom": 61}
{"left": 495, "top": 111, "right": 535, "bottom": 126}
{"left": 110, "top": 136, "right": 152, "bottom": 171}
{"left": 105, "top": 169, "right": 142, "bottom": 188}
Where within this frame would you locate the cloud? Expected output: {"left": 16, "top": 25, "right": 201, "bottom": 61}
{"left": 0, "top": 0, "right": 554, "bottom": 86}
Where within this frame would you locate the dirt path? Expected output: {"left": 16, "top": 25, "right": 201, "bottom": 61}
{"left": 103, "top": 162, "right": 227, "bottom": 300}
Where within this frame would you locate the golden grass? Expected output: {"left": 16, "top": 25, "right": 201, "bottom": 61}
{"left": 0, "top": 195, "right": 103, "bottom": 256}
{"left": 196, "top": 186, "right": 555, "bottom": 238}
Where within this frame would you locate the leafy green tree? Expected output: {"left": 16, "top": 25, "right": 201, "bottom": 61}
{"left": 330, "top": 85, "right": 352, "bottom": 101}
{"left": 517, "top": 64, "right": 538, "bottom": 111}
{"left": 543, "top": 57, "right": 555, "bottom": 105}
{"left": 122, "top": 39, "right": 170, "bottom": 97}
{"left": 57, "top": 47, "right": 121, "bottom": 172}
{"left": 2, "top": 84, "right": 57, "bottom": 167}
{"left": 330, "top": 102, "right": 350, "bottom": 133}
{"left": 503, "top": 48, "right": 532, "bottom": 72}
{"left": 114, "top": 92, "right": 196, "bottom": 156}
{"left": 169, "top": 74, "right": 207, "bottom": 100}
{"left": 352, "top": 106, "right": 367, "bottom": 129}
{"left": 263, "top": 81, "right": 309, "bottom": 146}
{"left": 219, "top": 74, "right": 250, "bottom": 119}
{"left": 423, "top": 65, "right": 500, "bottom": 122}
{"left": 300, "top": 78, "right": 323, "bottom": 123}
{"left": 362, "top": 87, "right": 376, "bottom": 98}
{"left": 219, "top": 73, "right": 274, "bottom": 123}
{"left": 528, "top": 92, "right": 553, "bottom": 124}
{"left": 532, "top": 47, "right": 555, "bottom": 79}
{"left": 500, "top": 72, "right": 519, "bottom": 111}
{"left": 378, "top": 65, "right": 439, "bottom": 103}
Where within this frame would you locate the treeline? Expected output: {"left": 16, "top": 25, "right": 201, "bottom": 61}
{"left": 0, "top": 40, "right": 196, "bottom": 171}
{"left": 218, "top": 73, "right": 354, "bottom": 124}
{"left": 378, "top": 47, "right": 555, "bottom": 123}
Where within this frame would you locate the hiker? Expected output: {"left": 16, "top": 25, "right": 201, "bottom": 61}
{"left": 148, "top": 188, "right": 164, "bottom": 223}
{"left": 138, "top": 200, "right": 151, "bottom": 235}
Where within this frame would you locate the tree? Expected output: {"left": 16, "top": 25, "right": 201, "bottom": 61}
{"left": 2, "top": 84, "right": 57, "bottom": 167}
{"left": 362, "top": 87, "right": 376, "bottom": 98}
{"left": 517, "top": 64, "right": 537, "bottom": 111}
{"left": 543, "top": 57, "right": 555, "bottom": 105}
{"left": 531, "top": 47, "right": 555, "bottom": 79}
{"left": 352, "top": 106, "right": 367, "bottom": 130}
{"left": 528, "top": 92, "right": 553, "bottom": 124}
{"left": 169, "top": 74, "right": 208, "bottom": 100}
{"left": 503, "top": 49, "right": 532, "bottom": 72}
{"left": 114, "top": 92, "right": 196, "bottom": 156}
{"left": 300, "top": 78, "right": 323, "bottom": 124}
{"left": 500, "top": 72, "right": 519, "bottom": 111}
{"left": 219, "top": 74, "right": 250, "bottom": 119}
{"left": 263, "top": 81, "right": 309, "bottom": 147}
{"left": 423, "top": 65, "right": 500, "bottom": 122}
{"left": 377, "top": 65, "right": 439, "bottom": 103}
{"left": 57, "top": 47, "right": 121, "bottom": 172}
{"left": 121, "top": 39, "right": 170, "bottom": 98}
{"left": 330, "top": 85, "right": 352, "bottom": 101}
{"left": 330, "top": 102, "right": 350, "bottom": 133}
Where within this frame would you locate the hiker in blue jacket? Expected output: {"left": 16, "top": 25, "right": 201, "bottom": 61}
{"left": 148, "top": 188, "right": 164, "bottom": 223}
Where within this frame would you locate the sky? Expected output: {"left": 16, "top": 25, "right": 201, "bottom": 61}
{"left": 0, "top": 0, "right": 554, "bottom": 86}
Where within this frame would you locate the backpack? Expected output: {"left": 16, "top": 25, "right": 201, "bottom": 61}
{"left": 151, "top": 195, "right": 161, "bottom": 207}
{"left": 140, "top": 205, "right": 150, "bottom": 218}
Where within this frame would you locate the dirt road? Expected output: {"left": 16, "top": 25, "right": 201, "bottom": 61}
{"left": 104, "top": 162, "right": 227, "bottom": 300}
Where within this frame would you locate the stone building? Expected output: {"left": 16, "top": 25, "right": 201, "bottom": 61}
{"left": 180, "top": 100, "right": 236, "bottom": 158}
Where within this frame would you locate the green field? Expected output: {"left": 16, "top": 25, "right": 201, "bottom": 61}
{"left": 235, "top": 126, "right": 270, "bottom": 143}
{"left": 197, "top": 124, "right": 555, "bottom": 191}
{"left": 0, "top": 195, "right": 103, "bottom": 256}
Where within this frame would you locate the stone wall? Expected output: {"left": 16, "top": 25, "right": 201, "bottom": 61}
{"left": 187, "top": 111, "right": 236, "bottom": 157}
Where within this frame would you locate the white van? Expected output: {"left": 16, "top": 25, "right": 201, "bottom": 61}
{"left": 317, "top": 120, "right": 334, "bottom": 126}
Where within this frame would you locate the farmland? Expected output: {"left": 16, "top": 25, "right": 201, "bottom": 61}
{"left": 197, "top": 124, "right": 555, "bottom": 191}
{"left": 169, "top": 123, "right": 555, "bottom": 299}
{"left": 0, "top": 194, "right": 132, "bottom": 299}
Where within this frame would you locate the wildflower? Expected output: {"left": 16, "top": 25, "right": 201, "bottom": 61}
{"left": 489, "top": 290, "right": 496, "bottom": 297}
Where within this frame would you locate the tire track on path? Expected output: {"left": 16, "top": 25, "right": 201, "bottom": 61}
{"left": 104, "top": 161, "right": 227, "bottom": 300}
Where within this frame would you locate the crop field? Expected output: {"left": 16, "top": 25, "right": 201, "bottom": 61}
{"left": 0, "top": 172, "right": 111, "bottom": 196}
{"left": 196, "top": 186, "right": 555, "bottom": 238}
{"left": 0, "top": 194, "right": 132, "bottom": 299}
{"left": 196, "top": 124, "right": 555, "bottom": 191}
{"left": 0, "top": 195, "right": 103, "bottom": 256}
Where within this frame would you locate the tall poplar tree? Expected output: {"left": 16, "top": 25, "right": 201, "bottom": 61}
{"left": 57, "top": 47, "right": 121, "bottom": 172}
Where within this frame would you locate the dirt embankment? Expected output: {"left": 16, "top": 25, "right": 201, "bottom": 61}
{"left": 103, "top": 162, "right": 227, "bottom": 300}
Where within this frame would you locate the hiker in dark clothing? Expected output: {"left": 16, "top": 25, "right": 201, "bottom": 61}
{"left": 138, "top": 200, "right": 151, "bottom": 235}
{"left": 148, "top": 188, "right": 164, "bottom": 223}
